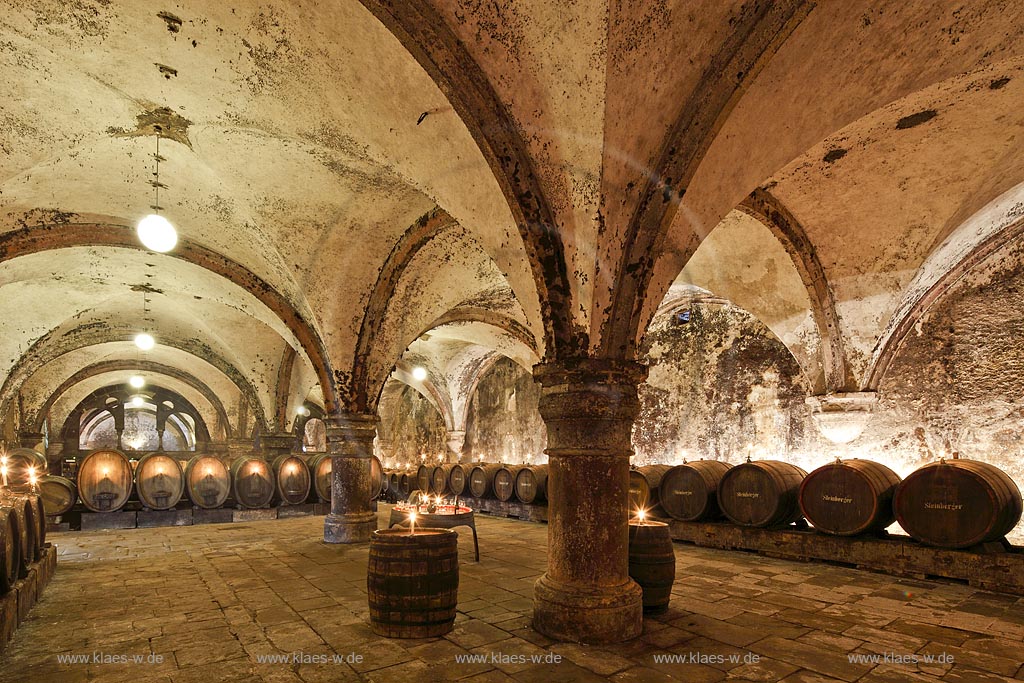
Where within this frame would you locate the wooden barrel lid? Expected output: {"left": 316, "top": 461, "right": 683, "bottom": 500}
{"left": 230, "top": 456, "right": 275, "bottom": 509}
{"left": 799, "top": 459, "right": 900, "bottom": 536}
{"left": 77, "top": 449, "right": 133, "bottom": 512}
{"left": 184, "top": 455, "right": 230, "bottom": 509}
{"left": 273, "top": 455, "right": 311, "bottom": 505}
{"left": 135, "top": 452, "right": 185, "bottom": 510}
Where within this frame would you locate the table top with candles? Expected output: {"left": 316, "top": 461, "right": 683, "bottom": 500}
{"left": 393, "top": 503, "right": 473, "bottom": 517}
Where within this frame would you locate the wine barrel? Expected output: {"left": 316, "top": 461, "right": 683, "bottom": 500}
{"left": 468, "top": 463, "right": 502, "bottom": 498}
{"left": 629, "top": 469, "right": 650, "bottom": 513}
{"left": 2, "top": 492, "right": 43, "bottom": 562}
{"left": 638, "top": 464, "right": 673, "bottom": 512}
{"left": 367, "top": 528, "right": 459, "bottom": 638}
{"left": 77, "top": 449, "right": 133, "bottom": 512}
{"left": 719, "top": 460, "right": 807, "bottom": 528}
{"left": 399, "top": 471, "right": 419, "bottom": 498}
{"left": 0, "top": 505, "right": 19, "bottom": 593}
{"left": 381, "top": 469, "right": 390, "bottom": 494}
{"left": 135, "top": 452, "right": 185, "bottom": 510}
{"left": 308, "top": 454, "right": 332, "bottom": 502}
{"left": 39, "top": 476, "right": 78, "bottom": 517}
{"left": 628, "top": 520, "right": 675, "bottom": 613}
{"left": 448, "top": 464, "right": 467, "bottom": 496}
{"left": 28, "top": 494, "right": 44, "bottom": 557}
{"left": 1, "top": 448, "right": 47, "bottom": 491}
{"left": 230, "top": 456, "right": 275, "bottom": 509}
{"left": 389, "top": 472, "right": 401, "bottom": 496}
{"left": 800, "top": 459, "right": 901, "bottom": 536}
{"left": 659, "top": 460, "right": 732, "bottom": 521}
{"left": 492, "top": 465, "right": 522, "bottom": 502}
{"left": 515, "top": 465, "right": 549, "bottom": 504}
{"left": 273, "top": 455, "right": 311, "bottom": 505}
{"left": 370, "top": 456, "right": 384, "bottom": 501}
{"left": 184, "top": 455, "right": 230, "bottom": 509}
{"left": 431, "top": 465, "right": 453, "bottom": 495}
{"left": 894, "top": 459, "right": 1023, "bottom": 549}
{"left": 0, "top": 495, "right": 34, "bottom": 577}
{"left": 416, "top": 464, "right": 432, "bottom": 495}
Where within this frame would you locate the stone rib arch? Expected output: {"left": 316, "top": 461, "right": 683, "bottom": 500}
{"left": 1, "top": 330, "right": 268, "bottom": 435}
{"left": 737, "top": 188, "right": 848, "bottom": 392}
{"left": 31, "top": 360, "right": 232, "bottom": 439}
{"left": 600, "top": 1, "right": 815, "bottom": 359}
{"left": 355, "top": 0, "right": 576, "bottom": 359}
{"left": 0, "top": 220, "right": 337, "bottom": 413}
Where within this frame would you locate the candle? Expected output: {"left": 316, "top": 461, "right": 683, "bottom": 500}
{"left": 409, "top": 511, "right": 417, "bottom": 535}
{"left": 637, "top": 508, "right": 646, "bottom": 525}
{"left": 28, "top": 466, "right": 37, "bottom": 492}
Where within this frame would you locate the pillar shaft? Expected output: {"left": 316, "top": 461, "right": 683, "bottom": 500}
{"left": 446, "top": 430, "right": 466, "bottom": 462}
{"left": 323, "top": 413, "right": 378, "bottom": 544}
{"left": 261, "top": 432, "right": 297, "bottom": 459}
{"left": 532, "top": 358, "right": 647, "bottom": 644}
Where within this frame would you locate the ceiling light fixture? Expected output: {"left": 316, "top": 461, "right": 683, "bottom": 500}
{"left": 135, "top": 333, "right": 155, "bottom": 351}
{"left": 129, "top": 375, "right": 145, "bottom": 388}
{"left": 411, "top": 366, "right": 428, "bottom": 382}
{"left": 131, "top": 395, "right": 145, "bottom": 407}
{"left": 296, "top": 406, "right": 310, "bottom": 417}
{"left": 137, "top": 132, "right": 177, "bottom": 252}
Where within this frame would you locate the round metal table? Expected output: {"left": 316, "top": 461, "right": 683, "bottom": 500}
{"left": 388, "top": 505, "right": 480, "bottom": 562}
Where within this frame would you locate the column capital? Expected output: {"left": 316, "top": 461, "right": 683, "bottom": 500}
{"left": 325, "top": 413, "right": 378, "bottom": 457}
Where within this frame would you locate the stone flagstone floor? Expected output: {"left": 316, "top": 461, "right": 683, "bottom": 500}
{"left": 1, "top": 506, "right": 1022, "bottom": 682}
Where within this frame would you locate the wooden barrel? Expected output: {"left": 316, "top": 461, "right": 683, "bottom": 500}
{"left": 628, "top": 521, "right": 675, "bottom": 613}
{"left": 184, "top": 455, "right": 230, "bottom": 509}
{"left": 718, "top": 460, "right": 807, "bottom": 528}
{"left": 659, "top": 460, "right": 732, "bottom": 521}
{"left": 273, "top": 455, "right": 311, "bottom": 505}
{"left": 367, "top": 528, "right": 459, "bottom": 638}
{"left": 28, "top": 494, "right": 44, "bottom": 558}
{"left": 638, "top": 464, "right": 673, "bottom": 511}
{"left": 894, "top": 459, "right": 1023, "bottom": 549}
{"left": 468, "top": 463, "right": 502, "bottom": 498}
{"left": 399, "top": 471, "right": 419, "bottom": 498}
{"left": 381, "top": 469, "right": 390, "bottom": 494}
{"left": 800, "top": 459, "right": 901, "bottom": 536}
{"left": 416, "top": 464, "right": 432, "bottom": 494}
{"left": 515, "top": 465, "right": 549, "bottom": 504}
{"left": 629, "top": 469, "right": 650, "bottom": 513}
{"left": 370, "top": 456, "right": 384, "bottom": 501}
{"left": 431, "top": 465, "right": 453, "bottom": 495}
{"left": 1, "top": 448, "right": 47, "bottom": 491}
{"left": 389, "top": 472, "right": 401, "bottom": 496}
{"left": 493, "top": 465, "right": 522, "bottom": 502}
{"left": 77, "top": 449, "right": 133, "bottom": 512}
{"left": 448, "top": 464, "right": 467, "bottom": 496}
{"left": 0, "top": 495, "right": 34, "bottom": 577}
{"left": 135, "top": 452, "right": 185, "bottom": 510}
{"left": 0, "top": 505, "right": 19, "bottom": 593}
{"left": 39, "top": 476, "right": 78, "bottom": 517}
{"left": 308, "top": 454, "right": 332, "bottom": 502}
{"left": 230, "top": 456, "right": 275, "bottom": 509}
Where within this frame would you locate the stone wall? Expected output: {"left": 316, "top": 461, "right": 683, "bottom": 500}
{"left": 376, "top": 383, "right": 448, "bottom": 468}
{"left": 463, "top": 357, "right": 546, "bottom": 463}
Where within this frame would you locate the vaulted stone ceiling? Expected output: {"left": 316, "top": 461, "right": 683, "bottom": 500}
{"left": 1, "top": 0, "right": 1022, "bottom": 442}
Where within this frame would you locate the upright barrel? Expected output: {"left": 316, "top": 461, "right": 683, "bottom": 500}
{"left": 448, "top": 465, "right": 468, "bottom": 496}
{"left": 719, "top": 460, "right": 807, "bottom": 528}
{"left": 628, "top": 520, "right": 676, "bottom": 613}
{"left": 493, "top": 465, "right": 522, "bottom": 502}
{"left": 135, "top": 452, "right": 185, "bottom": 510}
{"left": 273, "top": 455, "right": 311, "bottom": 505}
{"left": 77, "top": 449, "right": 134, "bottom": 512}
{"left": 1, "top": 448, "right": 47, "bottom": 491}
{"left": 894, "top": 459, "right": 1023, "bottom": 549}
{"left": 659, "top": 460, "right": 732, "bottom": 521}
{"left": 431, "top": 465, "right": 453, "bottom": 495}
{"left": 515, "top": 465, "right": 549, "bottom": 504}
{"left": 468, "top": 463, "right": 502, "bottom": 498}
{"left": 367, "top": 528, "right": 459, "bottom": 638}
{"left": 184, "top": 455, "right": 231, "bottom": 509}
{"left": 39, "top": 476, "right": 78, "bottom": 517}
{"left": 0, "top": 505, "right": 19, "bottom": 593}
{"left": 230, "top": 456, "right": 275, "bottom": 509}
{"left": 800, "top": 459, "right": 901, "bottom": 536}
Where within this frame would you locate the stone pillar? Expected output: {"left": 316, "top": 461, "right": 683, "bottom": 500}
{"left": 262, "top": 433, "right": 298, "bottom": 459}
{"left": 446, "top": 430, "right": 466, "bottom": 462}
{"left": 323, "top": 413, "right": 378, "bottom": 544}
{"left": 532, "top": 358, "right": 647, "bottom": 644}
{"left": 18, "top": 432, "right": 44, "bottom": 451}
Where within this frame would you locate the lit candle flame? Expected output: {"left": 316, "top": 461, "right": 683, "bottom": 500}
{"left": 205, "top": 466, "right": 213, "bottom": 476}
{"left": 409, "top": 511, "right": 417, "bottom": 535}
{"left": 637, "top": 508, "right": 646, "bottom": 523}
{"left": 102, "top": 467, "right": 110, "bottom": 478}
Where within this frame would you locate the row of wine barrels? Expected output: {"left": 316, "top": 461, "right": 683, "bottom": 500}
{"left": 0, "top": 492, "right": 44, "bottom": 580}
{"left": 0, "top": 505, "right": 19, "bottom": 593}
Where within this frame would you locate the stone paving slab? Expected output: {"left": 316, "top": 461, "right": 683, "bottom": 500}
{"left": 1, "top": 508, "right": 1022, "bottom": 682}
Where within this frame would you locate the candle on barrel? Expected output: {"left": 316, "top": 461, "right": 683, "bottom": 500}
{"left": 28, "top": 466, "right": 38, "bottom": 493}
{"left": 0, "top": 455, "right": 7, "bottom": 488}
{"left": 409, "top": 510, "right": 417, "bottom": 535}
{"left": 636, "top": 508, "right": 647, "bottom": 526}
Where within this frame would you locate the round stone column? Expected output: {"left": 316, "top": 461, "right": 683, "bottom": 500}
{"left": 323, "top": 413, "right": 378, "bottom": 544}
{"left": 532, "top": 358, "right": 647, "bottom": 643}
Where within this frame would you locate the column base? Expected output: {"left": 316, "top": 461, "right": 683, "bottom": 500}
{"left": 532, "top": 572, "right": 643, "bottom": 644}
{"left": 323, "top": 511, "right": 377, "bottom": 544}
